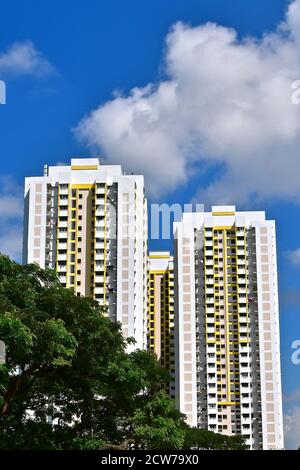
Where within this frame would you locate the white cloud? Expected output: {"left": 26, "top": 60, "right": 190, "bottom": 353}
{"left": 0, "top": 194, "right": 23, "bottom": 220}
{"left": 287, "top": 0, "right": 300, "bottom": 41}
{"left": 76, "top": 0, "right": 300, "bottom": 202}
{"left": 0, "top": 41, "right": 55, "bottom": 77}
{"left": 285, "top": 248, "right": 300, "bottom": 265}
{"left": 284, "top": 406, "right": 300, "bottom": 449}
{"left": 0, "top": 177, "right": 23, "bottom": 261}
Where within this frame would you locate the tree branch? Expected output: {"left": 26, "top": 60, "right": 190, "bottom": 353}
{"left": 101, "top": 439, "right": 135, "bottom": 450}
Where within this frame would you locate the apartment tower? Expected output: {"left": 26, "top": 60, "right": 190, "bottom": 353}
{"left": 173, "top": 206, "right": 284, "bottom": 450}
{"left": 147, "top": 251, "right": 175, "bottom": 398}
{"left": 23, "top": 158, "right": 148, "bottom": 349}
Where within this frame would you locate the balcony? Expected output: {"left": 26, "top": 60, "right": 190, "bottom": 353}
{"left": 206, "top": 287, "right": 214, "bottom": 295}
{"left": 238, "top": 268, "right": 246, "bottom": 275}
{"left": 95, "top": 242, "right": 105, "bottom": 250}
{"left": 57, "top": 253, "right": 67, "bottom": 262}
{"left": 59, "top": 209, "right": 68, "bottom": 218}
{"left": 95, "top": 263, "right": 105, "bottom": 270}
{"left": 206, "top": 326, "right": 215, "bottom": 334}
{"left": 96, "top": 187, "right": 106, "bottom": 195}
{"left": 58, "top": 221, "right": 68, "bottom": 229}
{"left": 205, "top": 269, "right": 214, "bottom": 276}
{"left": 238, "top": 287, "right": 247, "bottom": 294}
{"left": 239, "top": 307, "right": 247, "bottom": 314}
{"left": 94, "top": 286, "right": 105, "bottom": 295}
{"left": 58, "top": 231, "right": 68, "bottom": 239}
{"left": 57, "top": 243, "right": 67, "bottom": 252}
{"left": 57, "top": 265, "right": 67, "bottom": 273}
{"left": 206, "top": 307, "right": 215, "bottom": 314}
{"left": 59, "top": 188, "right": 69, "bottom": 195}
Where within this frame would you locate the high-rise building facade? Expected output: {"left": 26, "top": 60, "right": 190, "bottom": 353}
{"left": 23, "top": 158, "right": 148, "bottom": 349}
{"left": 173, "top": 206, "right": 284, "bottom": 450}
{"left": 147, "top": 251, "right": 175, "bottom": 398}
{"left": 23, "top": 160, "right": 284, "bottom": 449}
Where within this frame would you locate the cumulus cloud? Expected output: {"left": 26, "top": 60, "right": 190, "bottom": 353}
{"left": 284, "top": 406, "right": 300, "bottom": 449}
{"left": 76, "top": 0, "right": 300, "bottom": 202}
{"left": 0, "top": 177, "right": 23, "bottom": 261}
{"left": 0, "top": 41, "right": 55, "bottom": 77}
{"left": 0, "top": 191, "right": 23, "bottom": 220}
{"left": 285, "top": 248, "right": 300, "bottom": 265}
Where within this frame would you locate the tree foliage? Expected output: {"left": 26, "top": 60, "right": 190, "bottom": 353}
{"left": 182, "top": 425, "right": 248, "bottom": 450}
{"left": 132, "top": 390, "right": 185, "bottom": 449}
{"left": 0, "top": 254, "right": 247, "bottom": 450}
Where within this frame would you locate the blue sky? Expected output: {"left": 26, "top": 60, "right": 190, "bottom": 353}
{"left": 0, "top": 0, "right": 299, "bottom": 448}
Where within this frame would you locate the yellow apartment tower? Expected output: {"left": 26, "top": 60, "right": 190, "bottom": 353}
{"left": 147, "top": 251, "right": 175, "bottom": 398}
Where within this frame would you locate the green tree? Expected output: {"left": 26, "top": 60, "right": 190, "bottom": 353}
{"left": 132, "top": 390, "right": 185, "bottom": 449}
{"left": 0, "top": 254, "right": 181, "bottom": 450}
{"left": 0, "top": 254, "right": 248, "bottom": 450}
{"left": 182, "top": 425, "right": 248, "bottom": 450}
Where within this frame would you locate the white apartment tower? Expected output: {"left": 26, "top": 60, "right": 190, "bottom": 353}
{"left": 173, "top": 206, "right": 284, "bottom": 450}
{"left": 23, "top": 158, "right": 148, "bottom": 349}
